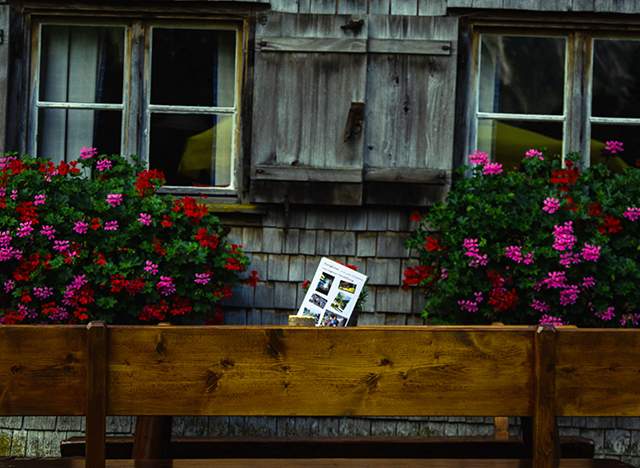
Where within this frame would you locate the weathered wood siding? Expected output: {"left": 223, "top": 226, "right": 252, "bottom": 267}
{"left": 0, "top": 6, "right": 8, "bottom": 155}
{"left": 251, "top": 12, "right": 458, "bottom": 205}
{"left": 265, "top": 0, "right": 640, "bottom": 14}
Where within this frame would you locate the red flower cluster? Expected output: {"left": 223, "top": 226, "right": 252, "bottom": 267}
{"left": 402, "top": 265, "right": 437, "bottom": 291}
{"left": 550, "top": 160, "right": 580, "bottom": 192}
{"left": 195, "top": 228, "right": 219, "bottom": 251}
{"left": 109, "top": 275, "right": 146, "bottom": 295}
{"left": 138, "top": 300, "right": 169, "bottom": 322}
{"left": 170, "top": 296, "right": 192, "bottom": 316}
{"left": 15, "top": 201, "right": 38, "bottom": 224}
{"left": 14, "top": 254, "right": 41, "bottom": 282}
{"left": 174, "top": 196, "right": 208, "bottom": 224}
{"left": 487, "top": 271, "right": 518, "bottom": 312}
{"left": 598, "top": 215, "right": 622, "bottom": 234}
{"left": 248, "top": 270, "right": 259, "bottom": 287}
{"left": 135, "top": 169, "right": 166, "bottom": 197}
{"left": 424, "top": 237, "right": 443, "bottom": 252}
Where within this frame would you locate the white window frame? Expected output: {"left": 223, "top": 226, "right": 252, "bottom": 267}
{"left": 29, "top": 17, "right": 244, "bottom": 196}
{"left": 468, "top": 24, "right": 640, "bottom": 168}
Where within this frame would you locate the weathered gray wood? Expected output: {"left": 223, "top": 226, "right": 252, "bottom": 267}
{"left": 503, "top": 0, "right": 539, "bottom": 9}
{"left": 364, "top": 168, "right": 450, "bottom": 184}
{"left": 337, "top": 0, "right": 368, "bottom": 14}
{"left": 257, "top": 37, "right": 366, "bottom": 53}
{"left": 298, "top": 0, "right": 311, "bottom": 13}
{"left": 369, "top": 0, "right": 392, "bottom": 13}
{"left": 268, "top": 0, "right": 299, "bottom": 13}
{"left": 418, "top": 0, "right": 447, "bottom": 15}
{"left": 447, "top": 0, "right": 473, "bottom": 6}
{"left": 253, "top": 166, "right": 362, "bottom": 183}
{"left": 572, "top": 0, "right": 595, "bottom": 10}
{"left": 365, "top": 16, "right": 457, "bottom": 180}
{"left": 252, "top": 13, "right": 367, "bottom": 196}
{"left": 368, "top": 39, "right": 451, "bottom": 55}
{"left": 472, "top": 0, "right": 503, "bottom": 7}
{"left": 310, "top": 0, "right": 337, "bottom": 13}
{"left": 390, "top": 0, "right": 419, "bottom": 14}
{"left": 539, "top": 0, "right": 571, "bottom": 10}
{"left": 596, "top": 0, "right": 634, "bottom": 12}
{"left": 0, "top": 6, "right": 9, "bottom": 155}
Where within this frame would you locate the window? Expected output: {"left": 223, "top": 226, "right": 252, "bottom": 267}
{"left": 471, "top": 26, "right": 640, "bottom": 170}
{"left": 30, "top": 18, "right": 242, "bottom": 193}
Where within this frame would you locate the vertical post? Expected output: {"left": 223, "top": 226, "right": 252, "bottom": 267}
{"left": 86, "top": 321, "right": 107, "bottom": 468}
{"left": 0, "top": 5, "right": 9, "bottom": 155}
{"left": 532, "top": 325, "right": 559, "bottom": 468}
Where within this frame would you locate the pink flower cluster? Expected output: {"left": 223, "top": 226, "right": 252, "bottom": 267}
{"left": 469, "top": 150, "right": 489, "bottom": 165}
{"left": 596, "top": 306, "right": 615, "bottom": 321}
{"left": 526, "top": 149, "right": 544, "bottom": 160}
{"left": 62, "top": 275, "right": 88, "bottom": 306}
{"left": 539, "top": 314, "right": 567, "bottom": 326}
{"left": 157, "top": 276, "right": 176, "bottom": 296}
{"left": 194, "top": 273, "right": 211, "bottom": 285}
{"left": 504, "top": 246, "right": 534, "bottom": 264}
{"left": 80, "top": 147, "right": 98, "bottom": 159}
{"left": 623, "top": 207, "right": 640, "bottom": 221}
{"left": 542, "top": 197, "right": 559, "bottom": 214}
{"left": 463, "top": 238, "right": 487, "bottom": 268}
{"left": 73, "top": 219, "right": 88, "bottom": 234}
{"left": 144, "top": 261, "right": 158, "bottom": 275}
{"left": 104, "top": 221, "right": 118, "bottom": 231}
{"left": 33, "top": 286, "right": 54, "bottom": 300}
{"left": 559, "top": 285, "right": 580, "bottom": 306}
{"left": 552, "top": 221, "right": 576, "bottom": 251}
{"left": 96, "top": 158, "right": 112, "bottom": 171}
{"left": 531, "top": 299, "right": 550, "bottom": 313}
{"left": 581, "top": 243, "right": 600, "bottom": 262}
{"left": 559, "top": 252, "right": 581, "bottom": 268}
{"left": 483, "top": 162, "right": 503, "bottom": 175}
{"left": 458, "top": 300, "right": 478, "bottom": 313}
{"left": 605, "top": 141, "right": 623, "bottom": 154}
{"left": 40, "top": 225, "right": 56, "bottom": 240}
{"left": 34, "top": 194, "right": 46, "bottom": 205}
{"left": 582, "top": 277, "right": 596, "bottom": 288}
{"left": 138, "top": 213, "right": 152, "bottom": 226}
{"left": 620, "top": 313, "right": 640, "bottom": 327}
{"left": 106, "top": 194, "right": 122, "bottom": 207}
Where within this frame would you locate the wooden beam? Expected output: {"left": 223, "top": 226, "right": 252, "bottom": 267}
{"left": 368, "top": 39, "right": 451, "bottom": 55}
{"left": 257, "top": 37, "right": 367, "bottom": 53}
{"left": 86, "top": 321, "right": 108, "bottom": 468}
{"left": 253, "top": 166, "right": 363, "bottom": 183}
{"left": 532, "top": 325, "right": 558, "bottom": 468}
{"left": 363, "top": 168, "right": 451, "bottom": 184}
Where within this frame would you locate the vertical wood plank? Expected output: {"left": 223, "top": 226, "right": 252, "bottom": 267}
{"left": 0, "top": 6, "right": 9, "bottom": 155}
{"left": 269, "top": 0, "right": 300, "bottom": 13}
{"left": 86, "top": 321, "right": 107, "bottom": 468}
{"left": 539, "top": 0, "right": 571, "bottom": 10}
{"left": 369, "top": 0, "right": 392, "bottom": 13}
{"left": 447, "top": 0, "right": 473, "bottom": 6}
{"left": 572, "top": 0, "right": 595, "bottom": 11}
{"left": 419, "top": 0, "right": 447, "bottom": 15}
{"left": 532, "top": 325, "right": 559, "bottom": 468}
{"left": 338, "top": 0, "right": 368, "bottom": 14}
{"left": 472, "top": 0, "right": 503, "bottom": 7}
{"left": 310, "top": 0, "right": 337, "bottom": 13}
{"left": 298, "top": 0, "right": 312, "bottom": 13}
{"left": 594, "top": 0, "right": 615, "bottom": 11}
{"left": 390, "top": 0, "right": 419, "bottom": 14}
{"left": 503, "top": 0, "right": 540, "bottom": 9}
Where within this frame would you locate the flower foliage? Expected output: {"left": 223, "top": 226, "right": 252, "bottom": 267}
{"left": 404, "top": 144, "right": 640, "bottom": 328}
{"left": 0, "top": 150, "right": 256, "bottom": 325}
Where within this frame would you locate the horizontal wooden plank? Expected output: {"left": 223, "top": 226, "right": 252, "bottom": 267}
{"left": 555, "top": 329, "right": 640, "bottom": 417}
{"left": 257, "top": 37, "right": 367, "bottom": 53}
{"left": 106, "top": 326, "right": 535, "bottom": 417}
{"left": 368, "top": 39, "right": 451, "bottom": 55}
{"left": 364, "top": 168, "right": 451, "bottom": 184}
{"left": 0, "top": 325, "right": 86, "bottom": 415}
{"left": 0, "top": 457, "right": 634, "bottom": 467}
{"left": 253, "top": 166, "right": 363, "bottom": 183}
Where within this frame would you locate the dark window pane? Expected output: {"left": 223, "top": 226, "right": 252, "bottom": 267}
{"left": 149, "top": 113, "right": 233, "bottom": 187}
{"left": 479, "top": 35, "right": 566, "bottom": 115}
{"left": 590, "top": 124, "right": 640, "bottom": 170}
{"left": 592, "top": 39, "right": 640, "bottom": 118}
{"left": 37, "top": 109, "right": 122, "bottom": 163}
{"left": 151, "top": 28, "right": 236, "bottom": 107}
{"left": 39, "top": 25, "right": 124, "bottom": 104}
{"left": 477, "top": 119, "right": 563, "bottom": 170}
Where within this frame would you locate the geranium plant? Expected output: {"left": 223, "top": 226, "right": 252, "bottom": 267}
{"left": 0, "top": 149, "right": 258, "bottom": 325}
{"left": 404, "top": 142, "right": 640, "bottom": 328}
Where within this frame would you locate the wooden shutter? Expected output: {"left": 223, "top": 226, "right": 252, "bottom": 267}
{"left": 363, "top": 16, "right": 458, "bottom": 205}
{"left": 250, "top": 13, "right": 368, "bottom": 205}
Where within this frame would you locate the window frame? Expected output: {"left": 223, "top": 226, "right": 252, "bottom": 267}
{"left": 468, "top": 22, "right": 640, "bottom": 168}
{"left": 28, "top": 16, "right": 245, "bottom": 197}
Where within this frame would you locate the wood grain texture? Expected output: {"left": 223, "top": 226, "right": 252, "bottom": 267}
{"left": 0, "top": 457, "right": 635, "bottom": 467}
{"left": 419, "top": 0, "right": 447, "bottom": 15}
{"left": 0, "top": 6, "right": 9, "bottom": 155}
{"left": 390, "top": 0, "right": 419, "bottom": 14}
{"left": 365, "top": 16, "right": 457, "bottom": 175}
{"left": 258, "top": 37, "right": 366, "bottom": 53}
{"left": 252, "top": 13, "right": 366, "bottom": 185}
{"left": 363, "top": 168, "right": 450, "bottom": 184}
{"left": 105, "top": 326, "right": 534, "bottom": 417}
{"left": 86, "top": 322, "right": 107, "bottom": 468}
{"left": 310, "top": 0, "right": 338, "bottom": 13}
{"left": 368, "top": 39, "right": 451, "bottom": 55}
{"left": 0, "top": 325, "right": 86, "bottom": 415}
{"left": 369, "top": 0, "right": 392, "bottom": 13}
{"left": 555, "top": 329, "right": 640, "bottom": 417}
{"left": 337, "top": 0, "right": 368, "bottom": 14}
{"left": 253, "top": 166, "right": 363, "bottom": 183}
{"left": 532, "top": 326, "right": 557, "bottom": 468}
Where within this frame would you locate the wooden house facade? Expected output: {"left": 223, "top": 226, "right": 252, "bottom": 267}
{"left": 1, "top": 0, "right": 640, "bottom": 462}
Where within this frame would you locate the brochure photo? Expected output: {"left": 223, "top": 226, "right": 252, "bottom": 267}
{"left": 297, "top": 257, "right": 368, "bottom": 327}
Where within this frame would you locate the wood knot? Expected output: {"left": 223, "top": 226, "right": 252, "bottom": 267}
{"left": 11, "top": 365, "right": 22, "bottom": 374}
